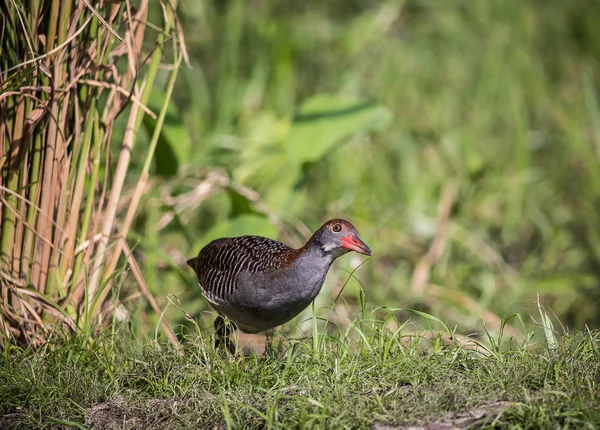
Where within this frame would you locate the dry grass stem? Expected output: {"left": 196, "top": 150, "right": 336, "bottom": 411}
{"left": 1, "top": 0, "right": 185, "bottom": 349}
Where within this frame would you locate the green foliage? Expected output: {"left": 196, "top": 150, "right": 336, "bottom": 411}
{"left": 287, "top": 94, "right": 391, "bottom": 163}
{"left": 144, "top": 89, "right": 192, "bottom": 177}
{"left": 234, "top": 93, "right": 391, "bottom": 211}
{"left": 126, "top": 0, "right": 600, "bottom": 339}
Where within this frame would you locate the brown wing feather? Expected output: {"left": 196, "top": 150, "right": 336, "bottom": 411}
{"left": 189, "top": 236, "right": 295, "bottom": 301}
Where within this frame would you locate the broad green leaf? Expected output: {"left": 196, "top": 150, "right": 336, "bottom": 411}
{"left": 262, "top": 162, "right": 304, "bottom": 212}
{"left": 234, "top": 95, "right": 390, "bottom": 211}
{"left": 234, "top": 112, "right": 289, "bottom": 183}
{"left": 286, "top": 93, "right": 391, "bottom": 163}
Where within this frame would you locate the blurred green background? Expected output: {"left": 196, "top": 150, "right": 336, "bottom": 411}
{"left": 124, "top": 0, "right": 600, "bottom": 338}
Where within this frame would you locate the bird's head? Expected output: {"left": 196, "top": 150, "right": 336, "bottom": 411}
{"left": 312, "top": 219, "right": 372, "bottom": 258}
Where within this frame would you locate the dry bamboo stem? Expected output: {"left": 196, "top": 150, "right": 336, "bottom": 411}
{"left": 1, "top": 0, "right": 185, "bottom": 348}
{"left": 86, "top": 99, "right": 140, "bottom": 315}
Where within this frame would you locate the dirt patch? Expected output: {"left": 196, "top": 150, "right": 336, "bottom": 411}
{"left": 84, "top": 396, "right": 190, "bottom": 430}
{"left": 0, "top": 413, "right": 22, "bottom": 430}
{"left": 373, "top": 402, "right": 515, "bottom": 430}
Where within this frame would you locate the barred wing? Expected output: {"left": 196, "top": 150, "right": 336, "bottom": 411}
{"left": 188, "top": 236, "right": 294, "bottom": 301}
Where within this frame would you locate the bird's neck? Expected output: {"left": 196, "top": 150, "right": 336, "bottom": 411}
{"left": 293, "top": 237, "right": 347, "bottom": 269}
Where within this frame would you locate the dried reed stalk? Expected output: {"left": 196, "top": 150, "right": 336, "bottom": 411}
{"left": 0, "top": 0, "right": 185, "bottom": 350}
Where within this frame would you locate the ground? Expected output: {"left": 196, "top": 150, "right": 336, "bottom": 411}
{"left": 1, "top": 328, "right": 599, "bottom": 429}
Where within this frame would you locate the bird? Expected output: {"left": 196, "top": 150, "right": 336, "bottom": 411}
{"left": 187, "top": 219, "right": 372, "bottom": 353}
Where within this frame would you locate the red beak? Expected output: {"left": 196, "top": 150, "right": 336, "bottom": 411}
{"left": 340, "top": 234, "right": 372, "bottom": 256}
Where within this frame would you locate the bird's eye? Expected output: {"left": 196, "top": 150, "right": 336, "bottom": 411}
{"left": 332, "top": 223, "right": 342, "bottom": 232}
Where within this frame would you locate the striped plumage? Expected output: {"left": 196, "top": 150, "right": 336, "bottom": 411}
{"left": 187, "top": 219, "right": 372, "bottom": 353}
{"left": 192, "top": 236, "right": 295, "bottom": 303}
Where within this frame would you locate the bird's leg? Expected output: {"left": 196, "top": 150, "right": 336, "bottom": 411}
{"left": 214, "top": 315, "right": 237, "bottom": 354}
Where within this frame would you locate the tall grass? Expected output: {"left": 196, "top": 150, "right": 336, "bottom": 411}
{"left": 0, "top": 0, "right": 185, "bottom": 349}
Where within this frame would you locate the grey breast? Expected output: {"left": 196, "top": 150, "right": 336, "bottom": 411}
{"left": 229, "top": 246, "right": 335, "bottom": 332}
{"left": 234, "top": 247, "right": 333, "bottom": 309}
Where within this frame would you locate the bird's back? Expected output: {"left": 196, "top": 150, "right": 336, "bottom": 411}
{"left": 187, "top": 236, "right": 295, "bottom": 303}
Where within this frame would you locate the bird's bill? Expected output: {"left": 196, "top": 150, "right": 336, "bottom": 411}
{"left": 340, "top": 234, "right": 372, "bottom": 256}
